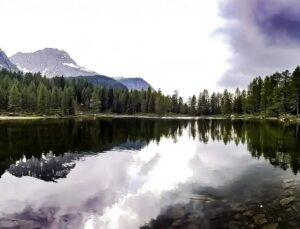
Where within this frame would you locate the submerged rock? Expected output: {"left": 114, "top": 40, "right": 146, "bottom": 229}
{"left": 243, "top": 210, "right": 254, "bottom": 217}
{"left": 282, "top": 183, "right": 295, "bottom": 189}
{"left": 187, "top": 224, "right": 199, "bottom": 229}
{"left": 253, "top": 214, "right": 268, "bottom": 225}
{"left": 280, "top": 197, "right": 295, "bottom": 206}
{"left": 262, "top": 223, "right": 279, "bottom": 229}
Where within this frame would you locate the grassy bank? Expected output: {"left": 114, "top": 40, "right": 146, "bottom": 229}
{"left": 208, "top": 114, "right": 300, "bottom": 124}
{"left": 0, "top": 113, "right": 196, "bottom": 121}
{"left": 0, "top": 113, "right": 300, "bottom": 123}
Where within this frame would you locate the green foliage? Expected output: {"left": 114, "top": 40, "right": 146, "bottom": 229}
{"left": 1, "top": 65, "right": 300, "bottom": 117}
{"left": 8, "top": 83, "right": 22, "bottom": 112}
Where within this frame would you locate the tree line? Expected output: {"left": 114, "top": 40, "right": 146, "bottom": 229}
{"left": 1, "top": 66, "right": 300, "bottom": 116}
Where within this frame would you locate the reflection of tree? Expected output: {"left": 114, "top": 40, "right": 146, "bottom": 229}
{"left": 194, "top": 119, "right": 300, "bottom": 175}
{"left": 1, "top": 118, "right": 300, "bottom": 181}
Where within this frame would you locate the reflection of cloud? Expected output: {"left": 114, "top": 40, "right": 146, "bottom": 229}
{"left": 0, "top": 130, "right": 265, "bottom": 229}
{"left": 189, "top": 142, "right": 261, "bottom": 188}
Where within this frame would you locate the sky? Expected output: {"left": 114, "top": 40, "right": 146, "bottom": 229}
{"left": 0, "top": 0, "right": 300, "bottom": 97}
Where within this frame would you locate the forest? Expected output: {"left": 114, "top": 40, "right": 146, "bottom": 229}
{"left": 0, "top": 66, "right": 300, "bottom": 117}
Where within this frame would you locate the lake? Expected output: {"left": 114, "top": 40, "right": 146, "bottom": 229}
{"left": 0, "top": 118, "right": 300, "bottom": 229}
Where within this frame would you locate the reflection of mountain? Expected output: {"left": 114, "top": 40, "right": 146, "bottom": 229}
{"left": 8, "top": 152, "right": 80, "bottom": 182}
{"left": 7, "top": 139, "right": 148, "bottom": 182}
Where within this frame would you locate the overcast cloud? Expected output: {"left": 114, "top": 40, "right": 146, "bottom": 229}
{"left": 218, "top": 0, "right": 300, "bottom": 87}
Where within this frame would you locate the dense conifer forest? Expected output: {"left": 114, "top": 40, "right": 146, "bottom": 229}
{"left": 1, "top": 66, "right": 300, "bottom": 117}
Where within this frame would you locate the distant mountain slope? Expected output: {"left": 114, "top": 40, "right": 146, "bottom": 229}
{"left": 10, "top": 48, "right": 98, "bottom": 77}
{"left": 116, "top": 77, "right": 154, "bottom": 91}
{"left": 74, "top": 75, "right": 127, "bottom": 89}
{"left": 0, "top": 49, "right": 18, "bottom": 71}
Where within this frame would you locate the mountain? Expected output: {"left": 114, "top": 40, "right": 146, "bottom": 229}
{"left": 74, "top": 75, "right": 127, "bottom": 89}
{"left": 116, "top": 77, "right": 154, "bottom": 91}
{"left": 10, "top": 48, "right": 98, "bottom": 77}
{"left": 9, "top": 48, "right": 152, "bottom": 90}
{"left": 0, "top": 49, "right": 18, "bottom": 71}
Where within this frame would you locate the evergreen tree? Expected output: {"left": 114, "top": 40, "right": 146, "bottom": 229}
{"left": 8, "top": 83, "right": 22, "bottom": 112}
{"left": 90, "top": 88, "right": 101, "bottom": 113}
{"left": 290, "top": 66, "right": 300, "bottom": 115}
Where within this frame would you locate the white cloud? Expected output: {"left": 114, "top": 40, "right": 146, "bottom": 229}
{"left": 0, "top": 0, "right": 230, "bottom": 97}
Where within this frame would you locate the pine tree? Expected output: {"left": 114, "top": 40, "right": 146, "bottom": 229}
{"left": 90, "top": 88, "right": 101, "bottom": 113}
{"left": 221, "top": 90, "right": 232, "bottom": 114}
{"left": 37, "top": 83, "right": 47, "bottom": 114}
{"left": 290, "top": 66, "right": 300, "bottom": 115}
{"left": 8, "top": 83, "right": 22, "bottom": 113}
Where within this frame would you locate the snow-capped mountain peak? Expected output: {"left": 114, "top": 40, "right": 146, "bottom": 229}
{"left": 10, "top": 48, "right": 97, "bottom": 77}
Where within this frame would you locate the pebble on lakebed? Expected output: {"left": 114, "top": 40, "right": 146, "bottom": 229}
{"left": 253, "top": 214, "right": 268, "bottom": 225}
{"left": 280, "top": 196, "right": 295, "bottom": 206}
{"left": 262, "top": 223, "right": 279, "bottom": 229}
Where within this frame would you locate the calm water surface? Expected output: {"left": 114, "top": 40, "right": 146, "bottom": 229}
{"left": 0, "top": 118, "right": 300, "bottom": 229}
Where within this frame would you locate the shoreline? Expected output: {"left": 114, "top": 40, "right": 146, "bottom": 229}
{"left": 0, "top": 113, "right": 299, "bottom": 123}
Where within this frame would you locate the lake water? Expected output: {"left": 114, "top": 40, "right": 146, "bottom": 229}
{"left": 0, "top": 118, "right": 300, "bottom": 229}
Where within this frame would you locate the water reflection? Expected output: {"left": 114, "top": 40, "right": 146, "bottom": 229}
{"left": 0, "top": 118, "right": 299, "bottom": 228}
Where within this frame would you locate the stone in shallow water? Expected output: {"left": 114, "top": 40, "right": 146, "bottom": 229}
{"left": 253, "top": 214, "right": 267, "bottom": 225}
{"left": 283, "top": 179, "right": 295, "bottom": 184}
{"left": 282, "top": 183, "right": 295, "bottom": 189}
{"left": 280, "top": 197, "right": 295, "bottom": 206}
{"left": 262, "top": 223, "right": 279, "bottom": 229}
{"left": 277, "top": 217, "right": 282, "bottom": 222}
{"left": 187, "top": 224, "right": 199, "bottom": 229}
{"left": 291, "top": 205, "right": 298, "bottom": 212}
{"left": 284, "top": 190, "right": 294, "bottom": 196}
{"left": 243, "top": 210, "right": 254, "bottom": 217}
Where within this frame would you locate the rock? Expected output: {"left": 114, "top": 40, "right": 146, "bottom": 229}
{"left": 187, "top": 224, "right": 199, "bottom": 229}
{"left": 282, "top": 183, "right": 295, "bottom": 189}
{"left": 243, "top": 210, "right": 254, "bottom": 217}
{"left": 233, "top": 213, "right": 242, "bottom": 220}
{"left": 290, "top": 205, "right": 298, "bottom": 212}
{"left": 231, "top": 207, "right": 246, "bottom": 213}
{"left": 253, "top": 214, "right": 268, "bottom": 225}
{"left": 283, "top": 178, "right": 295, "bottom": 184}
{"left": 280, "top": 197, "right": 295, "bottom": 206}
{"left": 277, "top": 217, "right": 282, "bottom": 222}
{"left": 289, "top": 220, "right": 298, "bottom": 226}
{"left": 284, "top": 190, "right": 294, "bottom": 196}
{"left": 230, "top": 203, "right": 246, "bottom": 213}
{"left": 262, "top": 223, "right": 279, "bottom": 229}
{"left": 227, "top": 221, "right": 240, "bottom": 229}
{"left": 286, "top": 208, "right": 292, "bottom": 213}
